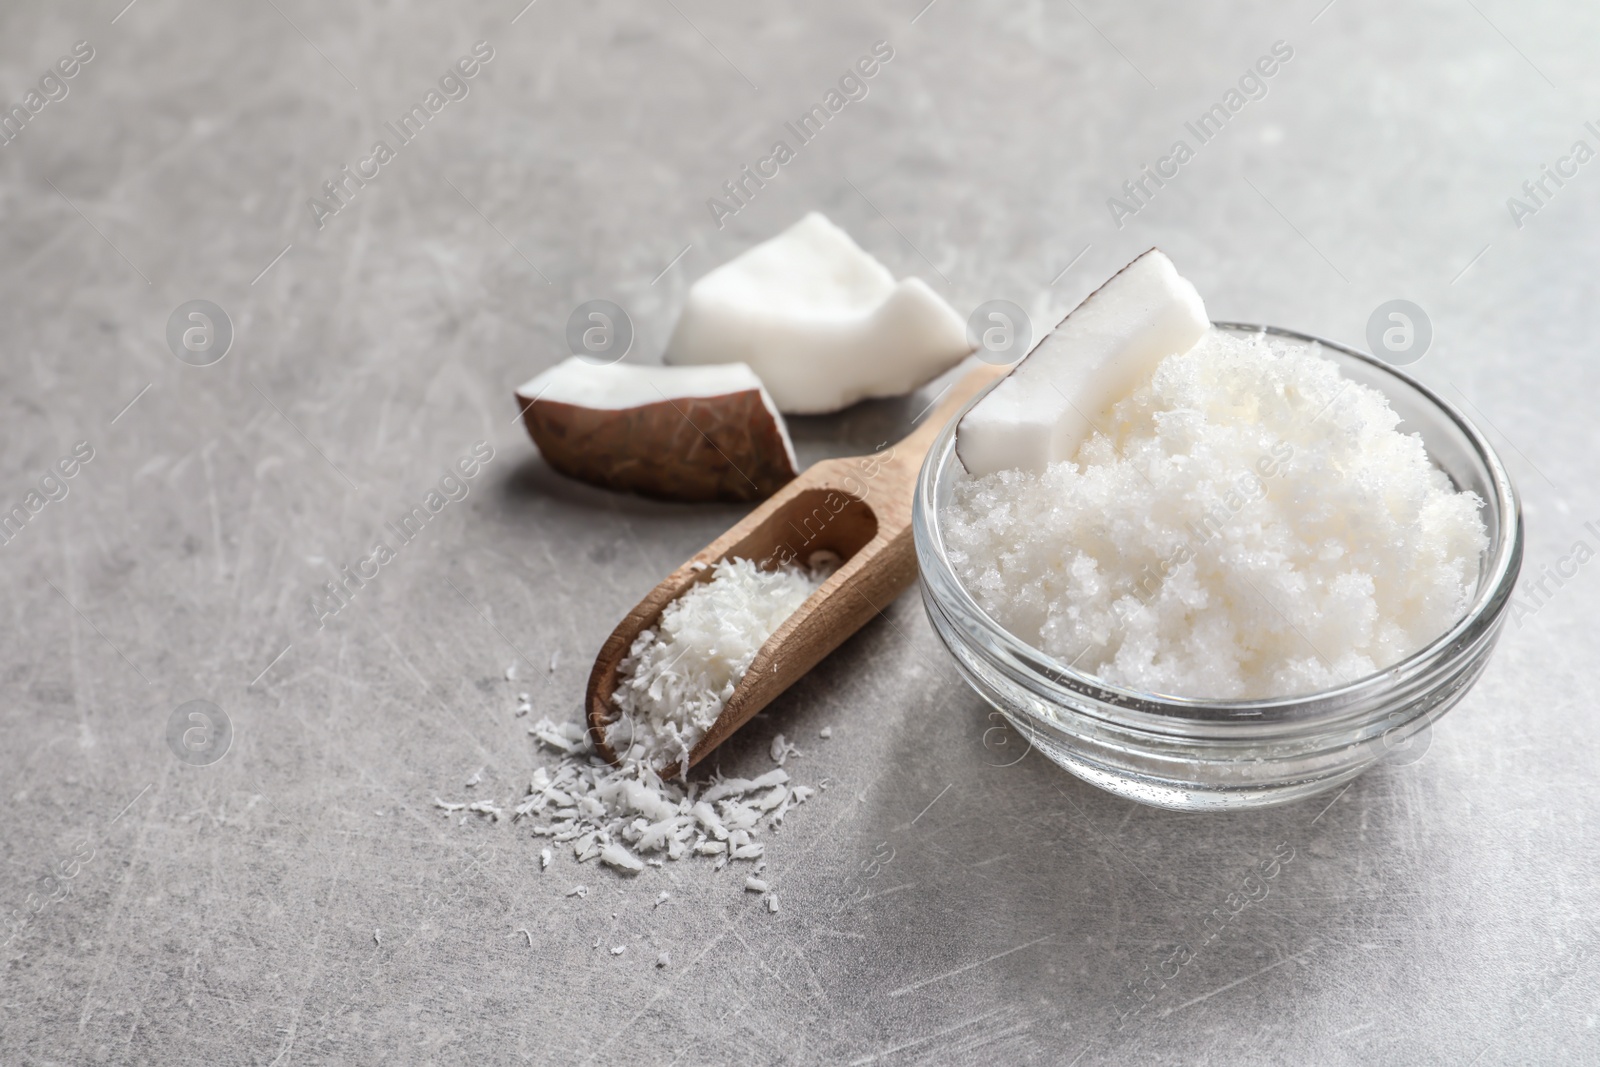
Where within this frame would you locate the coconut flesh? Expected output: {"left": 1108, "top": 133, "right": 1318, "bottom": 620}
{"left": 663, "top": 212, "right": 973, "bottom": 414}
{"left": 956, "top": 248, "right": 1208, "bottom": 477}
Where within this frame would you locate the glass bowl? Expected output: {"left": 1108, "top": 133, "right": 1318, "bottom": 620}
{"left": 914, "top": 322, "right": 1523, "bottom": 811}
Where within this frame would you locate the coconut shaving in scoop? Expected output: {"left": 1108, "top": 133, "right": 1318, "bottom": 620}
{"left": 944, "top": 328, "right": 1488, "bottom": 699}
{"left": 607, "top": 555, "right": 836, "bottom": 775}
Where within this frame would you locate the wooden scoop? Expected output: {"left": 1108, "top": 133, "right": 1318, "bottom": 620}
{"left": 586, "top": 362, "right": 1006, "bottom": 773}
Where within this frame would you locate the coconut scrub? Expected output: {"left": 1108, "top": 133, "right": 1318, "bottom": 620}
{"left": 948, "top": 252, "right": 1487, "bottom": 699}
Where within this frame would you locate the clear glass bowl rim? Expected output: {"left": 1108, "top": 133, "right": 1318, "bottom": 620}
{"left": 914, "top": 320, "right": 1524, "bottom": 727}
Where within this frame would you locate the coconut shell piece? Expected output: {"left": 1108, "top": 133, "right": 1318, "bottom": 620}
{"left": 515, "top": 358, "right": 798, "bottom": 503}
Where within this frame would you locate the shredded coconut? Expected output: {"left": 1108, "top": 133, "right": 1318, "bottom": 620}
{"left": 600, "top": 842, "right": 645, "bottom": 873}
{"left": 436, "top": 556, "right": 831, "bottom": 906}
{"left": 770, "top": 733, "right": 801, "bottom": 765}
{"left": 507, "top": 714, "right": 817, "bottom": 894}
{"left": 606, "top": 556, "right": 833, "bottom": 775}
{"left": 466, "top": 799, "right": 505, "bottom": 822}
{"left": 944, "top": 327, "right": 1488, "bottom": 698}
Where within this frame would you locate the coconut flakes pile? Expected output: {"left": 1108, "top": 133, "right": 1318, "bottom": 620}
{"left": 508, "top": 718, "right": 812, "bottom": 896}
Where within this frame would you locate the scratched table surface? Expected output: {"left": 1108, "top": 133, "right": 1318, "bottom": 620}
{"left": 3, "top": 0, "right": 1598, "bottom": 1063}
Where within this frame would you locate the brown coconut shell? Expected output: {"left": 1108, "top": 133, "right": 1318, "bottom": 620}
{"left": 518, "top": 384, "right": 797, "bottom": 503}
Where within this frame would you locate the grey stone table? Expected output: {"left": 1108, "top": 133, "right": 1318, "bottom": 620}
{"left": 2, "top": 1, "right": 1596, "bottom": 1063}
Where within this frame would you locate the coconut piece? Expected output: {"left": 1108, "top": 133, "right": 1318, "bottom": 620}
{"left": 663, "top": 212, "right": 972, "bottom": 414}
{"left": 515, "top": 358, "right": 797, "bottom": 503}
{"left": 599, "top": 842, "right": 644, "bottom": 873}
{"left": 956, "top": 248, "right": 1208, "bottom": 477}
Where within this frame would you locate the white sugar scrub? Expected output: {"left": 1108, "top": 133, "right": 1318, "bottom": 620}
{"left": 944, "top": 327, "right": 1488, "bottom": 699}
{"left": 607, "top": 555, "right": 837, "bottom": 774}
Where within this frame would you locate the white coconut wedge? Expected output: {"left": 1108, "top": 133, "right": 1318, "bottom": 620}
{"left": 663, "top": 212, "right": 972, "bottom": 414}
{"left": 515, "top": 359, "right": 798, "bottom": 503}
{"left": 955, "top": 248, "right": 1208, "bottom": 477}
